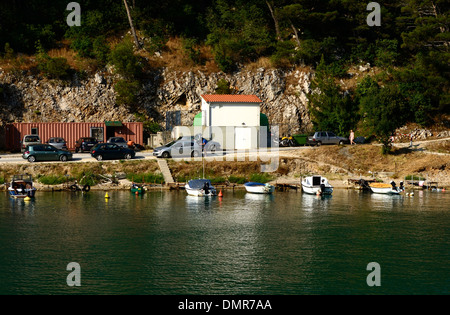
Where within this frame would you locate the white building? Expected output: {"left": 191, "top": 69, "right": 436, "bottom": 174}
{"left": 200, "top": 94, "right": 263, "bottom": 150}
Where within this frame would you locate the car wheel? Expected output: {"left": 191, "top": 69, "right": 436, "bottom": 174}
{"left": 339, "top": 140, "right": 345, "bottom": 145}
{"left": 60, "top": 155, "right": 68, "bottom": 162}
{"left": 27, "top": 156, "right": 36, "bottom": 163}
{"left": 316, "top": 141, "right": 322, "bottom": 146}
{"left": 124, "top": 153, "right": 132, "bottom": 160}
{"left": 209, "top": 144, "right": 216, "bottom": 152}
{"left": 161, "top": 151, "right": 170, "bottom": 158}
{"left": 191, "top": 150, "right": 200, "bottom": 157}
{"left": 96, "top": 155, "right": 103, "bottom": 161}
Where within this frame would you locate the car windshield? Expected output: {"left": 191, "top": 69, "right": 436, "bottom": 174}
{"left": 25, "top": 136, "right": 39, "bottom": 142}
{"left": 165, "top": 141, "right": 177, "bottom": 147}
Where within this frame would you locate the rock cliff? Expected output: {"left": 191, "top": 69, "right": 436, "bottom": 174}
{"left": 0, "top": 67, "right": 313, "bottom": 135}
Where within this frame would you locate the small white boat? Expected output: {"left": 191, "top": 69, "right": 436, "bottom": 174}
{"left": 369, "top": 182, "right": 401, "bottom": 195}
{"left": 301, "top": 175, "right": 333, "bottom": 195}
{"left": 185, "top": 179, "right": 217, "bottom": 197}
{"left": 8, "top": 174, "right": 37, "bottom": 199}
{"left": 244, "top": 182, "right": 275, "bottom": 194}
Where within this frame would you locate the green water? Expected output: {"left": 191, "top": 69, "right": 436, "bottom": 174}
{"left": 0, "top": 189, "right": 448, "bottom": 295}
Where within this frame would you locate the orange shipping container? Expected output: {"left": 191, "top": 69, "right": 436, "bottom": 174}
{"left": 5, "top": 122, "right": 143, "bottom": 152}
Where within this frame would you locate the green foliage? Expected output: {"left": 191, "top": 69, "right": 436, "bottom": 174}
{"left": 127, "top": 173, "right": 164, "bottom": 184}
{"left": 3, "top": 43, "right": 15, "bottom": 59}
{"left": 114, "top": 79, "right": 140, "bottom": 106}
{"left": 182, "top": 37, "right": 202, "bottom": 64}
{"left": 227, "top": 175, "right": 247, "bottom": 184}
{"left": 358, "top": 81, "right": 408, "bottom": 154}
{"left": 36, "top": 42, "right": 71, "bottom": 79}
{"left": 38, "top": 175, "right": 72, "bottom": 185}
{"left": 249, "top": 173, "right": 273, "bottom": 183}
{"left": 308, "top": 56, "right": 359, "bottom": 136}
{"left": 215, "top": 79, "right": 232, "bottom": 94}
{"left": 109, "top": 39, "right": 142, "bottom": 79}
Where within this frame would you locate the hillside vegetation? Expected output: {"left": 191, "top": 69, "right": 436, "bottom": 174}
{"left": 0, "top": 0, "right": 449, "bottom": 153}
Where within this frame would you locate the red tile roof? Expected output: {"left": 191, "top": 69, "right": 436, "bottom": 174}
{"left": 201, "top": 94, "right": 262, "bottom": 103}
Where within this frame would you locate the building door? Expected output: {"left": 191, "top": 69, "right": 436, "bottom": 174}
{"left": 235, "top": 127, "right": 251, "bottom": 150}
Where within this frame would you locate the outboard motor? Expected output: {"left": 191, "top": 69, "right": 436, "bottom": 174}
{"left": 390, "top": 181, "right": 397, "bottom": 191}
{"left": 399, "top": 181, "right": 404, "bottom": 191}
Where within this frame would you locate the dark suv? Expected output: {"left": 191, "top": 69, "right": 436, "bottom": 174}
{"left": 75, "top": 137, "right": 98, "bottom": 152}
{"left": 307, "top": 131, "right": 349, "bottom": 146}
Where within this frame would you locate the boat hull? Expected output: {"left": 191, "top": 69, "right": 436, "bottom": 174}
{"left": 185, "top": 187, "right": 217, "bottom": 197}
{"left": 301, "top": 185, "right": 333, "bottom": 195}
{"left": 370, "top": 187, "right": 400, "bottom": 194}
{"left": 244, "top": 183, "right": 275, "bottom": 194}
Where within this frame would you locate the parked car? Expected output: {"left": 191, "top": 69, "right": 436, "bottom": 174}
{"left": 107, "top": 137, "right": 128, "bottom": 148}
{"left": 22, "top": 144, "right": 73, "bottom": 163}
{"left": 307, "top": 131, "right": 349, "bottom": 146}
{"left": 46, "top": 137, "right": 68, "bottom": 151}
{"left": 75, "top": 137, "right": 98, "bottom": 153}
{"left": 90, "top": 143, "right": 136, "bottom": 161}
{"left": 153, "top": 138, "right": 202, "bottom": 158}
{"left": 21, "top": 135, "right": 41, "bottom": 152}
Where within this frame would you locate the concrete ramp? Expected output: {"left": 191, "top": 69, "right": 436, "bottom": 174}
{"left": 157, "top": 159, "right": 174, "bottom": 184}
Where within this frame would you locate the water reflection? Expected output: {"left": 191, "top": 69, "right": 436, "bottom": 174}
{"left": 0, "top": 189, "right": 449, "bottom": 294}
{"left": 301, "top": 193, "right": 333, "bottom": 212}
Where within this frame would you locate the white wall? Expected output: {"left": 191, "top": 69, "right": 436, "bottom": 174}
{"left": 201, "top": 99, "right": 260, "bottom": 127}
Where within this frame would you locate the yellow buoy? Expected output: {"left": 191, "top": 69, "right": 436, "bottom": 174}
{"left": 24, "top": 196, "right": 31, "bottom": 201}
{"left": 105, "top": 192, "right": 110, "bottom": 199}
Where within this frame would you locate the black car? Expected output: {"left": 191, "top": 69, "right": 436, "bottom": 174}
{"left": 90, "top": 143, "right": 135, "bottom": 161}
{"left": 75, "top": 137, "right": 98, "bottom": 152}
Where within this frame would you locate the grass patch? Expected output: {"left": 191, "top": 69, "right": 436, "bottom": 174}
{"left": 127, "top": 173, "right": 164, "bottom": 184}
{"left": 37, "top": 175, "right": 73, "bottom": 185}
{"left": 227, "top": 175, "right": 247, "bottom": 184}
{"left": 249, "top": 173, "right": 274, "bottom": 183}
{"left": 405, "top": 174, "right": 426, "bottom": 181}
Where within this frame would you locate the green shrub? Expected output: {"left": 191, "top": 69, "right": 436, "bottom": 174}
{"left": 249, "top": 173, "right": 273, "bottom": 183}
{"left": 127, "top": 173, "right": 164, "bottom": 184}
{"left": 38, "top": 175, "right": 72, "bottom": 185}
{"left": 36, "top": 42, "right": 71, "bottom": 79}
{"left": 405, "top": 175, "right": 426, "bottom": 181}
{"left": 227, "top": 175, "right": 247, "bottom": 184}
{"left": 109, "top": 39, "right": 142, "bottom": 79}
{"left": 114, "top": 79, "right": 139, "bottom": 105}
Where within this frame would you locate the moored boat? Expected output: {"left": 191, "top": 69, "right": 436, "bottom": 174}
{"left": 131, "top": 183, "right": 145, "bottom": 194}
{"left": 369, "top": 182, "right": 401, "bottom": 194}
{"left": 185, "top": 179, "right": 217, "bottom": 197}
{"left": 301, "top": 175, "right": 333, "bottom": 195}
{"left": 244, "top": 182, "right": 275, "bottom": 194}
{"left": 8, "top": 175, "right": 36, "bottom": 199}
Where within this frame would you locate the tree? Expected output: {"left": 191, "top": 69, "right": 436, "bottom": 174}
{"left": 308, "top": 56, "right": 358, "bottom": 136}
{"left": 123, "top": 0, "right": 141, "bottom": 49}
{"left": 358, "top": 79, "right": 408, "bottom": 154}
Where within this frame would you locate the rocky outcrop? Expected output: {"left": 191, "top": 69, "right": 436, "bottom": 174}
{"left": 0, "top": 67, "right": 313, "bottom": 135}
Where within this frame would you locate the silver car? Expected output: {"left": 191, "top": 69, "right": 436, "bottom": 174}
{"left": 21, "top": 135, "right": 41, "bottom": 152}
{"left": 307, "top": 131, "right": 349, "bottom": 146}
{"left": 153, "top": 139, "right": 202, "bottom": 158}
{"left": 46, "top": 137, "right": 68, "bottom": 151}
{"left": 107, "top": 137, "right": 128, "bottom": 148}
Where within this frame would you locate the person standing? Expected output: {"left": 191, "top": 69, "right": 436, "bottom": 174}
{"left": 349, "top": 130, "right": 355, "bottom": 145}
